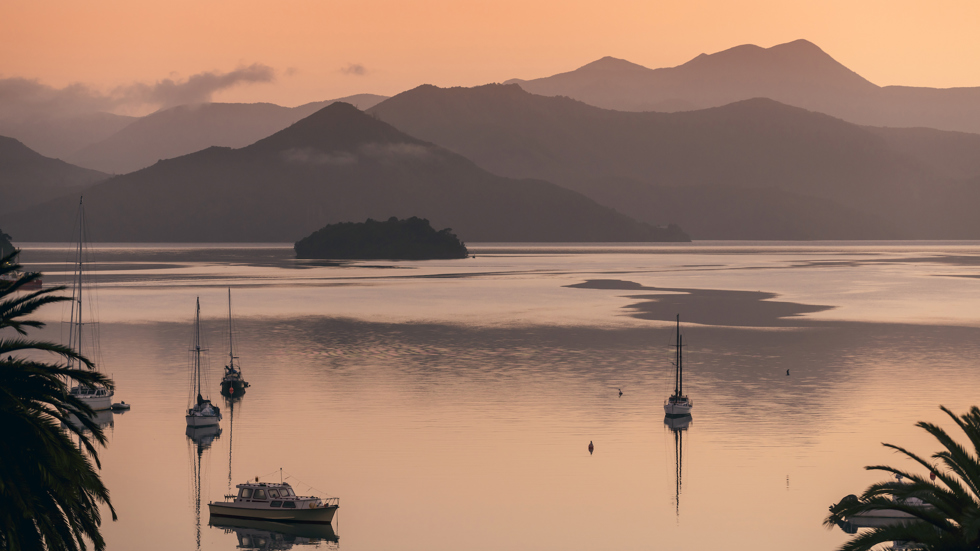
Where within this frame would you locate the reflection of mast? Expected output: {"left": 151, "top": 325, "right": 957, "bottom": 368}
{"left": 194, "top": 436, "right": 202, "bottom": 550}
{"left": 664, "top": 415, "right": 691, "bottom": 518}
{"left": 187, "top": 425, "right": 221, "bottom": 551}
{"left": 227, "top": 398, "right": 235, "bottom": 491}
{"left": 673, "top": 427, "right": 683, "bottom": 517}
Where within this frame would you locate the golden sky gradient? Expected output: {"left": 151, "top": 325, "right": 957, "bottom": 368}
{"left": 3, "top": 0, "right": 980, "bottom": 110}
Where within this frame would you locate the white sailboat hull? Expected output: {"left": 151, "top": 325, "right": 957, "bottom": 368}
{"left": 664, "top": 401, "right": 693, "bottom": 417}
{"left": 77, "top": 393, "right": 113, "bottom": 411}
{"left": 186, "top": 413, "right": 222, "bottom": 427}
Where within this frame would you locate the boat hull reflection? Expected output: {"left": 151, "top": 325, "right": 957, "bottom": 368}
{"left": 186, "top": 424, "right": 223, "bottom": 446}
{"left": 210, "top": 517, "right": 338, "bottom": 549}
{"left": 664, "top": 414, "right": 692, "bottom": 431}
{"left": 63, "top": 409, "right": 115, "bottom": 432}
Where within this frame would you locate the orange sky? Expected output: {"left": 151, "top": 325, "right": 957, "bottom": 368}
{"left": 3, "top": 0, "right": 980, "bottom": 110}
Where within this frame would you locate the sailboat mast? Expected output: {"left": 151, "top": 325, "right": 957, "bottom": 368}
{"left": 69, "top": 197, "right": 85, "bottom": 365}
{"left": 195, "top": 297, "right": 201, "bottom": 396}
{"left": 228, "top": 288, "right": 234, "bottom": 369}
{"left": 673, "top": 314, "right": 680, "bottom": 396}
{"left": 679, "top": 334, "right": 683, "bottom": 396}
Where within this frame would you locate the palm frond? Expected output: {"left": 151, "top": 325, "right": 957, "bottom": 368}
{"left": 0, "top": 261, "right": 117, "bottom": 550}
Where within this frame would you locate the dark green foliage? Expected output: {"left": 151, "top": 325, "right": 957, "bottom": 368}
{"left": 825, "top": 406, "right": 980, "bottom": 551}
{"left": 0, "top": 251, "right": 116, "bottom": 551}
{"left": 295, "top": 217, "right": 469, "bottom": 260}
{"left": 0, "top": 230, "right": 12, "bottom": 260}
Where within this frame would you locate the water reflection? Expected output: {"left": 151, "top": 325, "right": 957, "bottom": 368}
{"left": 209, "top": 518, "right": 339, "bottom": 549}
{"left": 63, "top": 409, "right": 115, "bottom": 432}
{"left": 188, "top": 424, "right": 223, "bottom": 550}
{"left": 664, "top": 415, "right": 691, "bottom": 518}
{"left": 225, "top": 396, "right": 239, "bottom": 492}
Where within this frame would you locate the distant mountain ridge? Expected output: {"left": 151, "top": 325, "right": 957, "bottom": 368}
{"left": 0, "top": 112, "right": 136, "bottom": 163}
{"left": 4, "top": 103, "right": 686, "bottom": 243}
{"left": 67, "top": 94, "right": 389, "bottom": 174}
{"left": 0, "top": 136, "right": 108, "bottom": 216}
{"left": 369, "top": 83, "right": 980, "bottom": 239}
{"left": 506, "top": 39, "right": 980, "bottom": 134}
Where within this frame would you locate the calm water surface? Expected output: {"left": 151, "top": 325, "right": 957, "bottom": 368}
{"left": 17, "top": 242, "right": 980, "bottom": 550}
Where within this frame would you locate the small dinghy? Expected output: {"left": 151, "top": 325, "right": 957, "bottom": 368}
{"left": 110, "top": 401, "right": 131, "bottom": 411}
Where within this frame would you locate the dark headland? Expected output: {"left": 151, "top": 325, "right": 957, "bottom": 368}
{"left": 295, "top": 217, "right": 469, "bottom": 260}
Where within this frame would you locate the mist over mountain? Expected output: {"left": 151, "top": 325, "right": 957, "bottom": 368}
{"left": 5, "top": 103, "right": 683, "bottom": 243}
{"left": 369, "top": 83, "right": 980, "bottom": 239}
{"left": 506, "top": 39, "right": 980, "bottom": 134}
{"left": 0, "top": 112, "right": 137, "bottom": 162}
{"left": 67, "top": 93, "right": 389, "bottom": 173}
{"left": 0, "top": 136, "right": 108, "bottom": 216}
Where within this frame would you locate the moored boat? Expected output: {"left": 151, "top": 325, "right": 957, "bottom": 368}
{"left": 664, "top": 314, "right": 693, "bottom": 418}
{"left": 186, "top": 297, "right": 221, "bottom": 427}
{"left": 220, "top": 288, "right": 249, "bottom": 397}
{"left": 209, "top": 481, "right": 339, "bottom": 524}
{"left": 65, "top": 197, "right": 114, "bottom": 411}
{"left": 0, "top": 271, "right": 41, "bottom": 290}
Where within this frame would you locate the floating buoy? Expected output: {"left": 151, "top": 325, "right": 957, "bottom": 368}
{"left": 618, "top": 388, "right": 623, "bottom": 397}
{"left": 588, "top": 441, "right": 594, "bottom": 454}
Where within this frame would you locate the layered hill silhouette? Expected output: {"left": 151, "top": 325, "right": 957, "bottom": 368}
{"left": 67, "top": 94, "right": 389, "bottom": 173}
{"left": 4, "top": 103, "right": 686, "bottom": 243}
{"left": 369, "top": 84, "right": 980, "bottom": 239}
{"left": 0, "top": 136, "right": 108, "bottom": 216}
{"left": 506, "top": 39, "right": 980, "bottom": 134}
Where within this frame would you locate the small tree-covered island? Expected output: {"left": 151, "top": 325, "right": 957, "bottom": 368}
{"left": 295, "top": 217, "right": 470, "bottom": 260}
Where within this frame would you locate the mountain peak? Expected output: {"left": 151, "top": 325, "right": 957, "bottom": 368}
{"left": 770, "top": 38, "right": 824, "bottom": 54}
{"left": 250, "top": 101, "right": 423, "bottom": 154}
{"left": 576, "top": 56, "right": 650, "bottom": 72}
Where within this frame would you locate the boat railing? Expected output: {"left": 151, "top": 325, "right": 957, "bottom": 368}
{"left": 321, "top": 497, "right": 340, "bottom": 507}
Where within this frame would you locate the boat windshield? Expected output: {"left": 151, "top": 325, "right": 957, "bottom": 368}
{"left": 240, "top": 488, "right": 252, "bottom": 499}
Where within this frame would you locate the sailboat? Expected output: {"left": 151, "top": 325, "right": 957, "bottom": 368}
{"left": 220, "top": 288, "right": 249, "bottom": 397}
{"left": 67, "top": 197, "right": 114, "bottom": 411}
{"left": 663, "top": 314, "right": 693, "bottom": 417}
{"left": 186, "top": 297, "right": 222, "bottom": 427}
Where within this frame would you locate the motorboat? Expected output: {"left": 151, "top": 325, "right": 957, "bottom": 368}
{"left": 220, "top": 288, "right": 250, "bottom": 397}
{"left": 664, "top": 314, "right": 693, "bottom": 417}
{"left": 0, "top": 270, "right": 41, "bottom": 290}
{"left": 209, "top": 481, "right": 339, "bottom": 524}
{"left": 186, "top": 297, "right": 221, "bottom": 427}
{"left": 110, "top": 401, "right": 131, "bottom": 411}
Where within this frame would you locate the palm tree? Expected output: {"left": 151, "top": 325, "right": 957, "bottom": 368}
{"left": 0, "top": 250, "right": 116, "bottom": 551}
{"left": 825, "top": 405, "right": 980, "bottom": 551}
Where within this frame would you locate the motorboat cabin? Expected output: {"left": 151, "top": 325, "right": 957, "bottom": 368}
{"left": 209, "top": 481, "right": 339, "bottom": 524}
